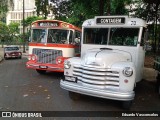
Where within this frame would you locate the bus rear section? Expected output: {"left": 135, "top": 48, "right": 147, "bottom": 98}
{"left": 26, "top": 20, "right": 81, "bottom": 74}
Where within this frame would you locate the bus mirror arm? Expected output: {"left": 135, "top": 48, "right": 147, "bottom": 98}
{"left": 141, "top": 29, "right": 149, "bottom": 47}
{"left": 144, "top": 29, "right": 149, "bottom": 42}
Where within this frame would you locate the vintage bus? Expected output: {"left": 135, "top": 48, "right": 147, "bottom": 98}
{"left": 61, "top": 16, "right": 148, "bottom": 109}
{"left": 26, "top": 20, "right": 81, "bottom": 74}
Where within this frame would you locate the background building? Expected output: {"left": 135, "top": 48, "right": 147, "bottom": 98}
{"left": 6, "top": 0, "right": 36, "bottom": 34}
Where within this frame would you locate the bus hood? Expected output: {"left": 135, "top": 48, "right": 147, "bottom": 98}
{"left": 82, "top": 48, "right": 132, "bottom": 68}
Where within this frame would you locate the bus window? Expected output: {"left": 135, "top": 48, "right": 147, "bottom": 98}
{"left": 109, "top": 28, "right": 139, "bottom": 46}
{"left": 47, "top": 29, "right": 72, "bottom": 44}
{"left": 32, "top": 29, "right": 47, "bottom": 43}
{"left": 83, "top": 28, "right": 108, "bottom": 44}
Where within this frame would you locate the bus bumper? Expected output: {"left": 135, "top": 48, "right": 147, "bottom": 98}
{"left": 60, "top": 80, "right": 135, "bottom": 101}
{"left": 26, "top": 61, "right": 64, "bottom": 72}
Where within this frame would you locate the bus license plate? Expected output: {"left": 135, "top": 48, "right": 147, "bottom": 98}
{"left": 39, "top": 66, "right": 47, "bottom": 69}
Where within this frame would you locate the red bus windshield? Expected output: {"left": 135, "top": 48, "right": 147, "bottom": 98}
{"left": 31, "top": 20, "right": 81, "bottom": 44}
{"left": 32, "top": 29, "right": 74, "bottom": 44}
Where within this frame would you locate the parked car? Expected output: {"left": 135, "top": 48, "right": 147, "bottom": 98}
{"left": 4, "top": 45, "right": 22, "bottom": 59}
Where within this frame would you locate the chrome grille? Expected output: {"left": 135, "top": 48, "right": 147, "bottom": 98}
{"left": 32, "top": 48, "right": 62, "bottom": 64}
{"left": 73, "top": 65, "right": 120, "bottom": 89}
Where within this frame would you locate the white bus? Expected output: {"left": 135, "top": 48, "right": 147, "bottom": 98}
{"left": 60, "top": 16, "right": 148, "bottom": 109}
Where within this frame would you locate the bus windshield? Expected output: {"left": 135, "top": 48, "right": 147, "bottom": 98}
{"left": 83, "top": 28, "right": 139, "bottom": 46}
{"left": 31, "top": 29, "right": 73, "bottom": 44}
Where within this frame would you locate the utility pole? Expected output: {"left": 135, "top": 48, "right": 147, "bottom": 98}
{"left": 23, "top": 0, "right": 26, "bottom": 53}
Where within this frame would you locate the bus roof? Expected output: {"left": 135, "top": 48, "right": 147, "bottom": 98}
{"left": 32, "top": 20, "right": 81, "bottom": 31}
{"left": 82, "top": 16, "right": 147, "bottom": 28}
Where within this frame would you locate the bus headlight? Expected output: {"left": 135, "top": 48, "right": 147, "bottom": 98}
{"left": 28, "top": 55, "right": 37, "bottom": 61}
{"left": 64, "top": 60, "right": 71, "bottom": 69}
{"left": 123, "top": 67, "right": 133, "bottom": 77}
{"left": 32, "top": 55, "right": 36, "bottom": 61}
{"left": 28, "top": 56, "right": 31, "bottom": 60}
{"left": 57, "top": 59, "right": 62, "bottom": 63}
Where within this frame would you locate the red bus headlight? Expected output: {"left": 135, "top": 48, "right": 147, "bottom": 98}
{"left": 56, "top": 56, "right": 64, "bottom": 64}
{"left": 28, "top": 55, "right": 37, "bottom": 61}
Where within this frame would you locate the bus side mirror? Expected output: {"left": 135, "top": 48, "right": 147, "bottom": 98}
{"left": 144, "top": 29, "right": 152, "bottom": 51}
{"left": 141, "top": 29, "right": 149, "bottom": 47}
{"left": 28, "top": 37, "right": 31, "bottom": 42}
{"left": 74, "top": 37, "right": 80, "bottom": 44}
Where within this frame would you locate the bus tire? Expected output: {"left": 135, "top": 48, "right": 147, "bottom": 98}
{"left": 69, "top": 91, "right": 81, "bottom": 100}
{"left": 122, "top": 100, "right": 132, "bottom": 110}
{"left": 36, "top": 69, "right": 46, "bottom": 74}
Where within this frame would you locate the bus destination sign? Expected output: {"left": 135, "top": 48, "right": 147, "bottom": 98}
{"left": 96, "top": 17, "right": 125, "bottom": 25}
{"left": 38, "top": 22, "right": 59, "bottom": 27}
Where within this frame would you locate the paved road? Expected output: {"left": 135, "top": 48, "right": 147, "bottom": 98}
{"left": 0, "top": 55, "right": 159, "bottom": 119}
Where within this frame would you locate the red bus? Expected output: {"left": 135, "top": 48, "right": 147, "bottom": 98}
{"left": 26, "top": 20, "right": 81, "bottom": 74}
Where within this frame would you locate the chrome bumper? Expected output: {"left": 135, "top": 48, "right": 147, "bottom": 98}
{"left": 60, "top": 80, "right": 135, "bottom": 101}
{"left": 26, "top": 63, "right": 64, "bottom": 71}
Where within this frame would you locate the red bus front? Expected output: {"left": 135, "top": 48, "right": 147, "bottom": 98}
{"left": 26, "top": 20, "right": 81, "bottom": 74}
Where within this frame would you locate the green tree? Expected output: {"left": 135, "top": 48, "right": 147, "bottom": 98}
{"left": 48, "top": 0, "right": 132, "bottom": 26}
{"left": 8, "top": 22, "right": 19, "bottom": 36}
{"left": 131, "top": 0, "right": 160, "bottom": 52}
{"left": 0, "top": 21, "right": 10, "bottom": 47}
{"left": 0, "top": 0, "right": 8, "bottom": 22}
{"left": 23, "top": 16, "right": 44, "bottom": 27}
{"left": 8, "top": 22, "right": 20, "bottom": 43}
{"left": 35, "top": 0, "right": 49, "bottom": 19}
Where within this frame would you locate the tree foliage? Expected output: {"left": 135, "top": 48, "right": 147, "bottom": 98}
{"left": 0, "top": 21, "right": 9, "bottom": 41}
{"left": 128, "top": 0, "right": 160, "bottom": 52}
{"left": 0, "top": 0, "right": 8, "bottom": 22}
{"left": 35, "top": 0, "right": 49, "bottom": 19}
{"left": 23, "top": 16, "right": 44, "bottom": 27}
{"left": 0, "top": 22, "right": 20, "bottom": 43}
{"left": 48, "top": 0, "right": 132, "bottom": 26}
{"left": 8, "top": 22, "right": 19, "bottom": 37}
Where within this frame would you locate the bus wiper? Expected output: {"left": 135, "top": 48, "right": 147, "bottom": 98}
{"left": 100, "top": 48, "right": 113, "bottom": 50}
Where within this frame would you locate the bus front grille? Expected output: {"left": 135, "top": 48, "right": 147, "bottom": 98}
{"left": 73, "top": 65, "right": 120, "bottom": 90}
{"left": 32, "top": 48, "right": 62, "bottom": 64}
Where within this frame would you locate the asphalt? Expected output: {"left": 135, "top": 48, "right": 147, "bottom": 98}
{"left": 0, "top": 47, "right": 157, "bottom": 82}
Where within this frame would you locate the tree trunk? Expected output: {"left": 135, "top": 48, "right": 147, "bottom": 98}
{"left": 99, "top": 0, "right": 104, "bottom": 15}
{"left": 106, "top": 0, "right": 111, "bottom": 15}
{"left": 154, "top": 3, "right": 159, "bottom": 53}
